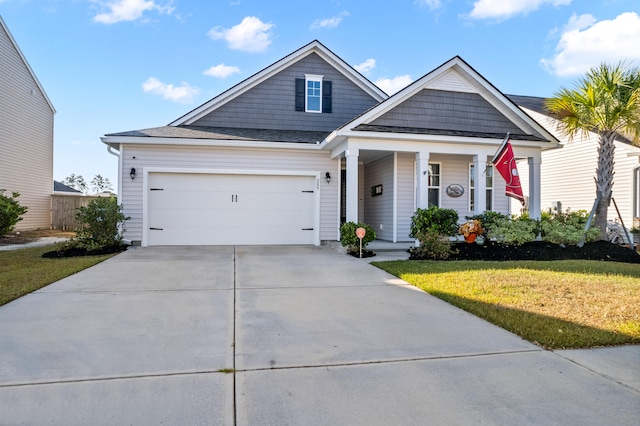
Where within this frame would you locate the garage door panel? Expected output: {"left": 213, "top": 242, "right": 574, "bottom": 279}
{"left": 147, "top": 173, "right": 317, "bottom": 246}
{"left": 150, "top": 191, "right": 232, "bottom": 210}
{"left": 149, "top": 225, "right": 314, "bottom": 245}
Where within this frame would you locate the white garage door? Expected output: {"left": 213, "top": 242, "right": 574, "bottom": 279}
{"left": 147, "top": 173, "right": 318, "bottom": 245}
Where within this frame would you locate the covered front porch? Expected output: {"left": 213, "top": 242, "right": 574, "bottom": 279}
{"left": 334, "top": 145, "right": 543, "bottom": 243}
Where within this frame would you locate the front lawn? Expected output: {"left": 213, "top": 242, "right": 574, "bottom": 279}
{"left": 373, "top": 259, "right": 640, "bottom": 349}
{"left": 0, "top": 245, "right": 117, "bottom": 306}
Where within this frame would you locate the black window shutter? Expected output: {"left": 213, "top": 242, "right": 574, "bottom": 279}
{"left": 322, "top": 80, "right": 332, "bottom": 113}
{"left": 295, "top": 78, "right": 305, "bottom": 111}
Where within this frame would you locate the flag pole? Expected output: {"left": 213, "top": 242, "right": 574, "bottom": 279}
{"left": 492, "top": 132, "right": 510, "bottom": 163}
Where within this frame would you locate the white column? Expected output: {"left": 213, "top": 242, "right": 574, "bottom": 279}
{"left": 528, "top": 156, "right": 541, "bottom": 220}
{"left": 416, "top": 151, "right": 430, "bottom": 209}
{"left": 345, "top": 149, "right": 359, "bottom": 223}
{"left": 473, "top": 155, "right": 487, "bottom": 213}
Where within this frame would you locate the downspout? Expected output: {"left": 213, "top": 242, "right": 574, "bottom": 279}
{"left": 106, "top": 144, "right": 122, "bottom": 203}
{"left": 107, "top": 144, "right": 129, "bottom": 245}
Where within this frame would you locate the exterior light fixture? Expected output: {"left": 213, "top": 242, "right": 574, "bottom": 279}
{"left": 130, "top": 167, "right": 136, "bottom": 180}
{"left": 325, "top": 172, "right": 331, "bottom": 184}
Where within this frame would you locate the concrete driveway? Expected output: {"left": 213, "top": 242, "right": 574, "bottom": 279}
{"left": 0, "top": 246, "right": 638, "bottom": 425}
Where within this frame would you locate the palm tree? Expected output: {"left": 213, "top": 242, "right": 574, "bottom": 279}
{"left": 546, "top": 62, "right": 640, "bottom": 239}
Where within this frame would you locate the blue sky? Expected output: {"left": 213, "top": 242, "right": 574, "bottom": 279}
{"left": 2, "top": 0, "right": 639, "bottom": 191}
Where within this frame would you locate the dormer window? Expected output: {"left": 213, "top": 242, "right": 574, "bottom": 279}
{"left": 305, "top": 75, "right": 322, "bottom": 112}
{"left": 295, "top": 76, "right": 332, "bottom": 113}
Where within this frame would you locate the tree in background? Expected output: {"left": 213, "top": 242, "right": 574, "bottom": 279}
{"left": 90, "top": 175, "right": 113, "bottom": 194}
{"left": 62, "top": 174, "right": 113, "bottom": 195}
{"left": 546, "top": 62, "right": 640, "bottom": 239}
{"left": 62, "top": 174, "right": 88, "bottom": 193}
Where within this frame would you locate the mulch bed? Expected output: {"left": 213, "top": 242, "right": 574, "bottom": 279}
{"left": 410, "top": 240, "right": 640, "bottom": 263}
{"left": 347, "top": 249, "right": 376, "bottom": 258}
{"left": 42, "top": 245, "right": 128, "bottom": 258}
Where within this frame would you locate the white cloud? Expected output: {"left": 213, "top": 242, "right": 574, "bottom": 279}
{"left": 93, "top": 0, "right": 174, "bottom": 24}
{"left": 310, "top": 11, "right": 350, "bottom": 30}
{"left": 415, "top": 0, "right": 443, "bottom": 11}
{"left": 541, "top": 12, "right": 640, "bottom": 77}
{"left": 142, "top": 77, "right": 199, "bottom": 103}
{"left": 375, "top": 75, "right": 413, "bottom": 95}
{"left": 208, "top": 16, "right": 274, "bottom": 53}
{"left": 467, "top": 0, "right": 571, "bottom": 21}
{"left": 203, "top": 63, "right": 241, "bottom": 78}
{"left": 354, "top": 58, "right": 376, "bottom": 74}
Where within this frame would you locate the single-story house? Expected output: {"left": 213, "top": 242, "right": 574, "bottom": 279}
{"left": 102, "top": 40, "right": 559, "bottom": 246}
{"left": 53, "top": 180, "right": 83, "bottom": 195}
{"left": 0, "top": 15, "right": 55, "bottom": 230}
{"left": 510, "top": 95, "right": 640, "bottom": 228}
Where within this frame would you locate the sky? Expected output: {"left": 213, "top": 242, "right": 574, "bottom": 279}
{"left": 2, "top": 0, "right": 640, "bottom": 192}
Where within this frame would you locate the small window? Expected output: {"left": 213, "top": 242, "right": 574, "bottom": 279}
{"left": 428, "top": 163, "right": 441, "bottom": 207}
{"left": 306, "top": 75, "right": 322, "bottom": 113}
{"left": 469, "top": 163, "right": 493, "bottom": 211}
{"left": 295, "top": 77, "right": 332, "bottom": 113}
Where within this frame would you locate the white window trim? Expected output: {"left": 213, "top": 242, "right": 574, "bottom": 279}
{"left": 469, "top": 163, "right": 494, "bottom": 212}
{"left": 305, "top": 74, "right": 323, "bottom": 113}
{"left": 428, "top": 162, "right": 442, "bottom": 207}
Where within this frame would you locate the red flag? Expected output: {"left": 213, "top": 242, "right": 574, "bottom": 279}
{"left": 492, "top": 134, "right": 525, "bottom": 205}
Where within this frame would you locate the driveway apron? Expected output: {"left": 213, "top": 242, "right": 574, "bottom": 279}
{"left": 1, "top": 246, "right": 638, "bottom": 425}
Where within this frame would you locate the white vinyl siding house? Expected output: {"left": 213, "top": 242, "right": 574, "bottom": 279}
{"left": 103, "top": 41, "right": 557, "bottom": 246}
{"left": 515, "top": 105, "right": 640, "bottom": 226}
{"left": 0, "top": 16, "right": 55, "bottom": 230}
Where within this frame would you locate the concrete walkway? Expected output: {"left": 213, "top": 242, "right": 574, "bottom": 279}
{"left": 0, "top": 246, "right": 638, "bottom": 425}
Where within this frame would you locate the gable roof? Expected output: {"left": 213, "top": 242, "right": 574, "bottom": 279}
{"left": 170, "top": 40, "right": 387, "bottom": 126}
{"left": 328, "top": 56, "right": 558, "bottom": 145}
{"left": 53, "top": 180, "right": 82, "bottom": 193}
{"left": 0, "top": 15, "right": 55, "bottom": 114}
{"left": 509, "top": 94, "right": 639, "bottom": 146}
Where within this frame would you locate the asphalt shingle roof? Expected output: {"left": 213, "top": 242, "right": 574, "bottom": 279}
{"left": 352, "top": 124, "right": 549, "bottom": 142}
{"left": 106, "top": 125, "right": 331, "bottom": 144}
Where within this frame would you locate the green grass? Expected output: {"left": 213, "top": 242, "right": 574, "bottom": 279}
{"left": 0, "top": 245, "right": 117, "bottom": 306}
{"left": 373, "top": 259, "right": 640, "bottom": 349}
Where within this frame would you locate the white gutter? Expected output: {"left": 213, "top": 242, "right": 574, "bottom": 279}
{"left": 101, "top": 136, "right": 325, "bottom": 151}
{"left": 106, "top": 144, "right": 122, "bottom": 203}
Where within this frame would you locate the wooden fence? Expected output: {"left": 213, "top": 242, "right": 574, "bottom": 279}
{"left": 51, "top": 195, "right": 101, "bottom": 230}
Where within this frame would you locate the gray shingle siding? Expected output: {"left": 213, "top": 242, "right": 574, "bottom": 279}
{"left": 371, "top": 89, "right": 522, "bottom": 135}
{"left": 192, "top": 53, "right": 379, "bottom": 132}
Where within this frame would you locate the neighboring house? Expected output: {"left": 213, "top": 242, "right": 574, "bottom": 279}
{"left": 510, "top": 95, "right": 640, "bottom": 227}
{"left": 53, "top": 180, "right": 83, "bottom": 195}
{"left": 0, "top": 16, "right": 55, "bottom": 230}
{"left": 102, "top": 40, "right": 558, "bottom": 246}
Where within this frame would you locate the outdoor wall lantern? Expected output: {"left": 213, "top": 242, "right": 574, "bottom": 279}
{"left": 130, "top": 167, "right": 137, "bottom": 180}
{"left": 325, "top": 172, "right": 331, "bottom": 184}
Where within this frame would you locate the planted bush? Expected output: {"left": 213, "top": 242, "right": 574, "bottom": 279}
{"left": 409, "top": 229, "right": 459, "bottom": 260}
{"left": 465, "top": 211, "right": 509, "bottom": 237}
{"left": 57, "top": 197, "right": 129, "bottom": 253}
{"left": 340, "top": 222, "right": 376, "bottom": 252}
{"left": 0, "top": 190, "right": 28, "bottom": 236}
{"left": 486, "top": 216, "right": 539, "bottom": 246}
{"left": 410, "top": 206, "right": 459, "bottom": 239}
{"left": 540, "top": 209, "right": 600, "bottom": 244}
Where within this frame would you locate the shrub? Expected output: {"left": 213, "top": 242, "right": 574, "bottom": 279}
{"left": 409, "top": 230, "right": 458, "bottom": 260}
{"left": 340, "top": 222, "right": 376, "bottom": 252}
{"left": 57, "top": 197, "right": 129, "bottom": 252}
{"left": 0, "top": 190, "right": 28, "bottom": 236}
{"left": 465, "top": 211, "right": 509, "bottom": 237}
{"left": 486, "top": 217, "right": 538, "bottom": 246}
{"left": 410, "top": 206, "right": 459, "bottom": 239}
{"left": 540, "top": 209, "right": 600, "bottom": 244}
